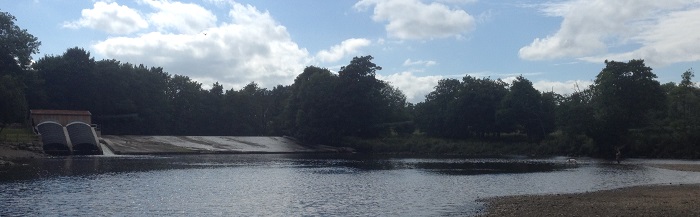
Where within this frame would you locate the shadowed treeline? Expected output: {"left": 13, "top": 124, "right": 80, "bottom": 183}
{"left": 2, "top": 11, "right": 698, "bottom": 158}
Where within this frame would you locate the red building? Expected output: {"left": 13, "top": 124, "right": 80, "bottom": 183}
{"left": 30, "top": 110, "right": 92, "bottom": 126}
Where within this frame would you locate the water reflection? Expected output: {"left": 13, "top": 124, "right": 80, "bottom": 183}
{"left": 1, "top": 154, "right": 699, "bottom": 216}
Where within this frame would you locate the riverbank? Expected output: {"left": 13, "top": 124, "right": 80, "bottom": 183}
{"left": 0, "top": 142, "right": 46, "bottom": 166}
{"left": 477, "top": 164, "right": 700, "bottom": 217}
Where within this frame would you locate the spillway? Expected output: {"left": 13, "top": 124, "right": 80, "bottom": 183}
{"left": 99, "top": 141, "right": 115, "bottom": 156}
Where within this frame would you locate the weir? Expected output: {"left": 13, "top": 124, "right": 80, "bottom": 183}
{"left": 100, "top": 135, "right": 345, "bottom": 155}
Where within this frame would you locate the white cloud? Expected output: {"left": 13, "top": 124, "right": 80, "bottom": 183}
{"left": 580, "top": 7, "right": 700, "bottom": 65}
{"left": 436, "top": 0, "right": 478, "bottom": 4}
{"left": 377, "top": 72, "right": 591, "bottom": 103}
{"left": 377, "top": 71, "right": 443, "bottom": 103}
{"left": 93, "top": 1, "right": 309, "bottom": 89}
{"left": 520, "top": 0, "right": 700, "bottom": 66}
{"left": 141, "top": 0, "right": 217, "bottom": 34}
{"left": 63, "top": 1, "right": 148, "bottom": 34}
{"left": 315, "top": 38, "right": 372, "bottom": 63}
{"left": 403, "top": 58, "right": 437, "bottom": 67}
{"left": 355, "top": 0, "right": 475, "bottom": 40}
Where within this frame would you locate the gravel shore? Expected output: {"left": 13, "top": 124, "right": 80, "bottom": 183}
{"left": 477, "top": 164, "right": 700, "bottom": 217}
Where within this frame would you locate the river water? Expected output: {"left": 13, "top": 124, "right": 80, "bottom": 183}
{"left": 1, "top": 154, "right": 699, "bottom": 216}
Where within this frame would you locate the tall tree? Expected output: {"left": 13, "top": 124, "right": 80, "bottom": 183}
{"left": 0, "top": 75, "right": 27, "bottom": 133}
{"left": 666, "top": 69, "right": 700, "bottom": 147}
{"left": 557, "top": 89, "right": 595, "bottom": 135}
{"left": 337, "top": 56, "right": 386, "bottom": 138}
{"left": 497, "top": 76, "right": 549, "bottom": 140}
{"left": 34, "top": 47, "right": 96, "bottom": 110}
{"left": 284, "top": 66, "right": 341, "bottom": 144}
{"left": 0, "top": 11, "right": 40, "bottom": 76}
{"left": 455, "top": 76, "right": 508, "bottom": 138}
{"left": 590, "top": 59, "right": 665, "bottom": 155}
{"left": 0, "top": 11, "right": 40, "bottom": 130}
{"left": 167, "top": 75, "right": 205, "bottom": 135}
{"left": 415, "top": 78, "right": 461, "bottom": 138}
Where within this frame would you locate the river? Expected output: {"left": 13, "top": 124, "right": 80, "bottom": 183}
{"left": 1, "top": 154, "right": 699, "bottom": 216}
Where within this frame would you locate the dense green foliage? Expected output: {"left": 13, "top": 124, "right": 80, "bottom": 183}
{"left": 0, "top": 11, "right": 39, "bottom": 134}
{"left": 1, "top": 11, "right": 699, "bottom": 158}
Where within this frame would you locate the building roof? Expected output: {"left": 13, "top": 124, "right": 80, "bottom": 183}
{"left": 30, "top": 110, "right": 92, "bottom": 116}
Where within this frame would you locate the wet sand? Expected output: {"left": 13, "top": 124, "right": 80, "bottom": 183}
{"left": 477, "top": 163, "right": 700, "bottom": 217}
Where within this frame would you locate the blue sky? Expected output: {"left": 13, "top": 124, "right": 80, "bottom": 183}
{"left": 3, "top": 0, "right": 700, "bottom": 102}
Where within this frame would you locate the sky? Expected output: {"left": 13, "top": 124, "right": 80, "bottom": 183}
{"left": 3, "top": 0, "right": 700, "bottom": 103}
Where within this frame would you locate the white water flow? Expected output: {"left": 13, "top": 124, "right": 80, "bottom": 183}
{"left": 99, "top": 142, "right": 115, "bottom": 156}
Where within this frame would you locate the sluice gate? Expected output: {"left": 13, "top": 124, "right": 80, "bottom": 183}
{"left": 66, "top": 122, "right": 102, "bottom": 155}
{"left": 36, "top": 121, "right": 103, "bottom": 156}
{"left": 36, "top": 121, "right": 71, "bottom": 155}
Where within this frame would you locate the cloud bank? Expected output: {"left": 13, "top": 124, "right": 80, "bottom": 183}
{"left": 91, "top": 1, "right": 309, "bottom": 89}
{"left": 520, "top": 0, "right": 700, "bottom": 66}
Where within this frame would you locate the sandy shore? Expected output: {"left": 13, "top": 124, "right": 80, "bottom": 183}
{"left": 649, "top": 163, "right": 700, "bottom": 172}
{"left": 477, "top": 163, "right": 700, "bottom": 217}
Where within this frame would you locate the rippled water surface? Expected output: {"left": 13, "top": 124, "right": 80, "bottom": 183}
{"left": 1, "top": 154, "right": 699, "bottom": 216}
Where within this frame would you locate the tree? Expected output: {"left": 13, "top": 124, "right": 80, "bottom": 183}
{"left": 378, "top": 82, "right": 411, "bottom": 127}
{"left": 415, "top": 78, "right": 461, "bottom": 138}
{"left": 590, "top": 59, "right": 665, "bottom": 155}
{"left": 666, "top": 69, "right": 700, "bottom": 151}
{"left": 0, "top": 11, "right": 40, "bottom": 131}
{"left": 284, "top": 66, "right": 342, "bottom": 144}
{"left": 555, "top": 88, "right": 597, "bottom": 155}
{"left": 265, "top": 85, "right": 291, "bottom": 135}
{"left": 455, "top": 76, "right": 508, "bottom": 138}
{"left": 557, "top": 89, "right": 595, "bottom": 135}
{"left": 167, "top": 75, "right": 205, "bottom": 135}
{"left": 34, "top": 47, "right": 97, "bottom": 110}
{"left": 337, "top": 56, "right": 387, "bottom": 138}
{"left": 0, "top": 75, "right": 27, "bottom": 133}
{"left": 668, "top": 69, "right": 699, "bottom": 129}
{"left": 497, "top": 76, "right": 549, "bottom": 140}
{"left": 0, "top": 11, "right": 41, "bottom": 76}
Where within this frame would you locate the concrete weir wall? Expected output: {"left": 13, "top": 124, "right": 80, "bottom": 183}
{"left": 101, "top": 136, "right": 344, "bottom": 155}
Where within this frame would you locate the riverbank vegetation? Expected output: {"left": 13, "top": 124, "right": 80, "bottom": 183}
{"left": 1, "top": 11, "right": 699, "bottom": 159}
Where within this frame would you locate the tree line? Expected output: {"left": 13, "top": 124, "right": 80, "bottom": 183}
{"left": 2, "top": 11, "right": 699, "bottom": 158}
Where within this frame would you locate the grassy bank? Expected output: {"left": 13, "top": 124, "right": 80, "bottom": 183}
{"left": 0, "top": 126, "right": 43, "bottom": 166}
{"left": 0, "top": 127, "right": 37, "bottom": 143}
